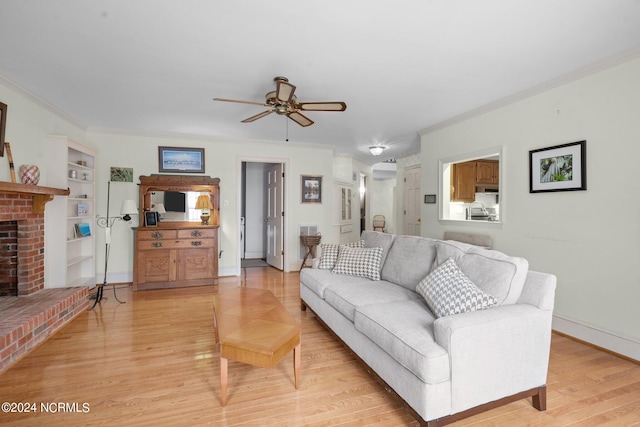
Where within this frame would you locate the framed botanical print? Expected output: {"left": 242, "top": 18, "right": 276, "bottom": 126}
{"left": 529, "top": 141, "right": 586, "bottom": 193}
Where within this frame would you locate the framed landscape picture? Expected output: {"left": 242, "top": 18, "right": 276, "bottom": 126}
{"left": 301, "top": 175, "right": 322, "bottom": 204}
{"left": 158, "top": 146, "right": 205, "bottom": 173}
{"left": 529, "top": 141, "right": 586, "bottom": 193}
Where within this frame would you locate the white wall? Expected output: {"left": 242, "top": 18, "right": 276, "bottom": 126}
{"left": 420, "top": 56, "right": 640, "bottom": 358}
{"left": 0, "top": 77, "right": 87, "bottom": 184}
{"left": 86, "top": 132, "right": 336, "bottom": 277}
{"left": 1, "top": 73, "right": 337, "bottom": 279}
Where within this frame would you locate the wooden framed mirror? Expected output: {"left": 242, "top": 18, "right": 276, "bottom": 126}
{"left": 138, "top": 175, "right": 220, "bottom": 228}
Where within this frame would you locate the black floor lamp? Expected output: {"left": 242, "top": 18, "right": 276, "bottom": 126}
{"left": 92, "top": 181, "right": 138, "bottom": 310}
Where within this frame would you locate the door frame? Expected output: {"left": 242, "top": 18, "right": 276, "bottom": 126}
{"left": 403, "top": 164, "right": 422, "bottom": 236}
{"left": 237, "top": 156, "right": 290, "bottom": 275}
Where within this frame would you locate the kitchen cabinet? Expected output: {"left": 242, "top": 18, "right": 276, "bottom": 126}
{"left": 133, "top": 175, "right": 220, "bottom": 291}
{"left": 451, "top": 161, "right": 477, "bottom": 203}
{"left": 476, "top": 160, "right": 499, "bottom": 185}
{"left": 451, "top": 160, "right": 499, "bottom": 202}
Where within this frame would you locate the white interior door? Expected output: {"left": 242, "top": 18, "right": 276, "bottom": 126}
{"left": 403, "top": 165, "right": 422, "bottom": 236}
{"left": 266, "top": 164, "right": 284, "bottom": 269}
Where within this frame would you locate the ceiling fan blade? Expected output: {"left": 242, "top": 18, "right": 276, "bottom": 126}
{"left": 276, "top": 80, "right": 296, "bottom": 103}
{"left": 213, "top": 97, "right": 268, "bottom": 107}
{"left": 242, "top": 110, "right": 274, "bottom": 123}
{"left": 287, "top": 111, "right": 314, "bottom": 127}
{"left": 297, "top": 102, "right": 347, "bottom": 111}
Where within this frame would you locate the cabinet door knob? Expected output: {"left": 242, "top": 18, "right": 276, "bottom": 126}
{"left": 191, "top": 241, "right": 202, "bottom": 246}
{"left": 191, "top": 230, "right": 202, "bottom": 237}
{"left": 151, "top": 242, "right": 163, "bottom": 248}
{"left": 152, "top": 232, "right": 163, "bottom": 239}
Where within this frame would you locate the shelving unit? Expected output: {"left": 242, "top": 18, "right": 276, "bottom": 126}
{"left": 45, "top": 136, "right": 97, "bottom": 288}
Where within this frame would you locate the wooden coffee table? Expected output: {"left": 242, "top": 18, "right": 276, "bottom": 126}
{"left": 213, "top": 287, "right": 301, "bottom": 406}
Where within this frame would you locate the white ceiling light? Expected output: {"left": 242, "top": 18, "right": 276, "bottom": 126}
{"left": 369, "top": 145, "right": 387, "bottom": 156}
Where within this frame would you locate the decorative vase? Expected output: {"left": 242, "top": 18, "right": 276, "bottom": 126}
{"left": 19, "top": 164, "right": 40, "bottom": 185}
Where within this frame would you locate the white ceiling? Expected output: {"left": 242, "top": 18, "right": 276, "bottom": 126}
{"left": 1, "top": 1, "right": 640, "bottom": 164}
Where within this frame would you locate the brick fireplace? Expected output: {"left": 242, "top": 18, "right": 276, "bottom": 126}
{"left": 0, "top": 185, "right": 89, "bottom": 372}
{"left": 0, "top": 193, "right": 46, "bottom": 296}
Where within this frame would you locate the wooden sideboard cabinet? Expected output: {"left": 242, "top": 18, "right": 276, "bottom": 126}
{"left": 133, "top": 175, "right": 220, "bottom": 291}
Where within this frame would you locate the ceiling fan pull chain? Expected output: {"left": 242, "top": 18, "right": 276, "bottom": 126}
{"left": 286, "top": 118, "right": 289, "bottom": 142}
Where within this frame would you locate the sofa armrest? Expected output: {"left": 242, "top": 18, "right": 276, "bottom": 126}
{"left": 434, "top": 304, "right": 553, "bottom": 413}
{"left": 311, "top": 257, "right": 320, "bottom": 269}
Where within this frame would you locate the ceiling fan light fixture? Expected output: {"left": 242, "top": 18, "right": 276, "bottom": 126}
{"left": 275, "top": 104, "right": 289, "bottom": 114}
{"left": 214, "top": 76, "right": 346, "bottom": 127}
{"left": 369, "top": 145, "right": 387, "bottom": 156}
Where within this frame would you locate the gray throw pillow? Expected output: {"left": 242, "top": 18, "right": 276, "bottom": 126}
{"left": 416, "top": 257, "right": 497, "bottom": 318}
{"left": 332, "top": 246, "right": 383, "bottom": 281}
{"left": 318, "top": 240, "right": 363, "bottom": 270}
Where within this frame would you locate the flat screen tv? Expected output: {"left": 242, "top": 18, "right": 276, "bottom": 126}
{"left": 164, "top": 191, "right": 186, "bottom": 212}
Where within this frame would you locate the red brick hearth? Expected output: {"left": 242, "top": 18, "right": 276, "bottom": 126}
{"left": 0, "top": 287, "right": 88, "bottom": 371}
{"left": 0, "top": 190, "right": 89, "bottom": 372}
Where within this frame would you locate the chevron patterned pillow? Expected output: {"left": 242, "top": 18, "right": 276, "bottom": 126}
{"left": 318, "top": 240, "right": 363, "bottom": 270}
{"left": 332, "top": 246, "right": 383, "bottom": 281}
{"left": 416, "top": 257, "right": 497, "bottom": 318}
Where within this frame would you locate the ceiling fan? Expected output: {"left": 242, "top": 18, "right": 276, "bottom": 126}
{"left": 214, "top": 76, "right": 347, "bottom": 127}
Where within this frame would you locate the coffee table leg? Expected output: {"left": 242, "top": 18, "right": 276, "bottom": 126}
{"left": 294, "top": 342, "right": 301, "bottom": 389}
{"left": 220, "top": 356, "right": 228, "bottom": 406}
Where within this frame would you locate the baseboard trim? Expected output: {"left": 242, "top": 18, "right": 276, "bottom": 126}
{"left": 218, "top": 266, "right": 238, "bottom": 277}
{"left": 100, "top": 272, "right": 132, "bottom": 285}
{"left": 552, "top": 314, "right": 640, "bottom": 362}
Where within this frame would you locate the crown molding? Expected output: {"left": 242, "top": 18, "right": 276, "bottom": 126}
{"left": 420, "top": 45, "right": 640, "bottom": 136}
{"left": 0, "top": 73, "right": 87, "bottom": 130}
{"left": 86, "top": 126, "right": 335, "bottom": 151}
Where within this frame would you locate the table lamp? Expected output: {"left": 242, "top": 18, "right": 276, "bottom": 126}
{"left": 195, "top": 195, "right": 213, "bottom": 225}
{"left": 153, "top": 203, "right": 166, "bottom": 221}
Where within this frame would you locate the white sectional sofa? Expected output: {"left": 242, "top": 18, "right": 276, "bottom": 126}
{"left": 300, "top": 231, "right": 556, "bottom": 426}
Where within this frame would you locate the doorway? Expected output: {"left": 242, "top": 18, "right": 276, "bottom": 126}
{"left": 359, "top": 173, "right": 368, "bottom": 234}
{"left": 403, "top": 165, "right": 421, "bottom": 236}
{"left": 240, "top": 161, "right": 285, "bottom": 270}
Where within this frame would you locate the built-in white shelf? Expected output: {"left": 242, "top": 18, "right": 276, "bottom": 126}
{"left": 45, "top": 136, "right": 97, "bottom": 289}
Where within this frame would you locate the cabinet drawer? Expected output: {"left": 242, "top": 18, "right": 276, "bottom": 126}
{"left": 137, "top": 230, "right": 177, "bottom": 240}
{"left": 177, "top": 229, "right": 216, "bottom": 239}
{"left": 137, "top": 238, "right": 214, "bottom": 250}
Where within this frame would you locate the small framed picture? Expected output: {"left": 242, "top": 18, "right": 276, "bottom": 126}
{"left": 110, "top": 167, "right": 133, "bottom": 182}
{"left": 529, "top": 141, "right": 586, "bottom": 193}
{"left": 144, "top": 211, "right": 158, "bottom": 227}
{"left": 158, "top": 146, "right": 205, "bottom": 173}
{"left": 301, "top": 175, "right": 322, "bottom": 204}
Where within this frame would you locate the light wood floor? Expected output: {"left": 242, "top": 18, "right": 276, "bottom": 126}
{"left": 0, "top": 267, "right": 638, "bottom": 426}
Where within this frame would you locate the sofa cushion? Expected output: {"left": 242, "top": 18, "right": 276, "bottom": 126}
{"left": 416, "top": 258, "right": 498, "bottom": 318}
{"left": 361, "top": 230, "right": 395, "bottom": 272}
{"left": 355, "top": 299, "right": 450, "bottom": 384}
{"left": 436, "top": 240, "right": 528, "bottom": 305}
{"left": 332, "top": 246, "right": 383, "bottom": 281}
{"left": 381, "top": 235, "right": 438, "bottom": 291}
{"left": 300, "top": 268, "right": 370, "bottom": 299}
{"left": 317, "top": 240, "right": 364, "bottom": 270}
{"left": 324, "top": 281, "right": 421, "bottom": 321}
